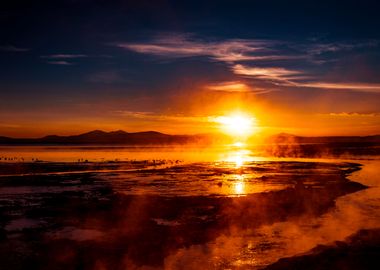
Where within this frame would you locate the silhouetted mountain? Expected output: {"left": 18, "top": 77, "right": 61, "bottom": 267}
{"left": 0, "top": 130, "right": 213, "bottom": 145}
{"left": 1, "top": 131, "right": 380, "bottom": 146}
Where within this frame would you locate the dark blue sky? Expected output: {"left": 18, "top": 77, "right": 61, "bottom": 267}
{"left": 1, "top": 0, "right": 380, "bottom": 136}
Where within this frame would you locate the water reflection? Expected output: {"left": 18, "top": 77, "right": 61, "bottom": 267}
{"left": 223, "top": 148, "right": 253, "bottom": 168}
{"left": 222, "top": 146, "right": 251, "bottom": 196}
{"left": 234, "top": 180, "right": 245, "bottom": 195}
{"left": 0, "top": 146, "right": 286, "bottom": 197}
{"left": 186, "top": 160, "right": 380, "bottom": 269}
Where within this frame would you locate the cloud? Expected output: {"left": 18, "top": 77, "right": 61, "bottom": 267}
{"left": 115, "top": 34, "right": 298, "bottom": 63}
{"left": 115, "top": 33, "right": 380, "bottom": 93}
{"left": 293, "top": 82, "right": 380, "bottom": 92}
{"left": 205, "top": 81, "right": 251, "bottom": 92}
{"left": 321, "top": 112, "right": 380, "bottom": 117}
{"left": 204, "top": 81, "right": 274, "bottom": 94}
{"left": 0, "top": 123, "right": 21, "bottom": 128}
{"left": 232, "top": 64, "right": 380, "bottom": 92}
{"left": 42, "top": 54, "right": 111, "bottom": 66}
{"left": 116, "top": 111, "right": 155, "bottom": 118}
{"left": 306, "top": 41, "right": 379, "bottom": 55}
{"left": 0, "top": 45, "right": 30, "bottom": 52}
{"left": 232, "top": 64, "right": 303, "bottom": 83}
{"left": 296, "top": 40, "right": 380, "bottom": 65}
{"left": 46, "top": 60, "right": 73, "bottom": 65}
{"left": 115, "top": 110, "right": 211, "bottom": 123}
{"left": 116, "top": 35, "right": 378, "bottom": 66}
{"left": 41, "top": 54, "right": 88, "bottom": 59}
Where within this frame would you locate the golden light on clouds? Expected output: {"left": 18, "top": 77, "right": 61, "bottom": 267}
{"left": 205, "top": 81, "right": 251, "bottom": 92}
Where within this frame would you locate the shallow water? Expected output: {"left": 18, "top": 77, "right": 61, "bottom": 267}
{"left": 0, "top": 145, "right": 228, "bottom": 163}
{"left": 0, "top": 146, "right": 379, "bottom": 269}
{"left": 1, "top": 144, "right": 377, "bottom": 163}
{"left": 174, "top": 159, "right": 380, "bottom": 269}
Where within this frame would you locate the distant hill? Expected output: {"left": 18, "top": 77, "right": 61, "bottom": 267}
{"left": 1, "top": 130, "right": 380, "bottom": 146}
{"left": 0, "top": 130, "right": 213, "bottom": 145}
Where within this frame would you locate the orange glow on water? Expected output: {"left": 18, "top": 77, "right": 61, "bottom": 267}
{"left": 234, "top": 175, "right": 246, "bottom": 195}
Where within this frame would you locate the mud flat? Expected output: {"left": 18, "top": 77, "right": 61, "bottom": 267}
{"left": 0, "top": 160, "right": 371, "bottom": 269}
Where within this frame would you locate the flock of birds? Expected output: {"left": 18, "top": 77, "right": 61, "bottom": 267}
{"left": 0, "top": 156, "right": 26, "bottom": 162}
{"left": 0, "top": 156, "right": 183, "bottom": 166}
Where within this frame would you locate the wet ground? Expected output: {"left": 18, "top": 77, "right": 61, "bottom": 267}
{"left": 0, "top": 156, "right": 379, "bottom": 270}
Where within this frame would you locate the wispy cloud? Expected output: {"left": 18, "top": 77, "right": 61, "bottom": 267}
{"left": 0, "top": 45, "right": 30, "bottom": 52}
{"left": 115, "top": 34, "right": 298, "bottom": 63}
{"left": 204, "top": 81, "right": 274, "bottom": 94}
{"left": 42, "top": 54, "right": 89, "bottom": 66}
{"left": 115, "top": 110, "right": 211, "bottom": 123}
{"left": 116, "top": 35, "right": 378, "bottom": 65}
{"left": 0, "top": 123, "right": 21, "bottom": 128}
{"left": 205, "top": 81, "right": 251, "bottom": 92}
{"left": 319, "top": 112, "right": 380, "bottom": 117}
{"left": 306, "top": 40, "right": 379, "bottom": 55}
{"left": 294, "top": 82, "right": 380, "bottom": 92}
{"left": 41, "top": 54, "right": 111, "bottom": 66}
{"left": 232, "top": 64, "right": 303, "bottom": 83}
{"left": 46, "top": 60, "right": 73, "bottom": 66}
{"left": 231, "top": 64, "right": 380, "bottom": 92}
{"left": 115, "top": 33, "right": 380, "bottom": 93}
{"left": 41, "top": 54, "right": 88, "bottom": 59}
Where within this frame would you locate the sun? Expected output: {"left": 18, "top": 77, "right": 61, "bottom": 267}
{"left": 215, "top": 112, "right": 257, "bottom": 138}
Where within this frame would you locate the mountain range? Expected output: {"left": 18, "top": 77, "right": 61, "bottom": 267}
{"left": 0, "top": 130, "right": 380, "bottom": 145}
{"left": 0, "top": 130, "right": 213, "bottom": 145}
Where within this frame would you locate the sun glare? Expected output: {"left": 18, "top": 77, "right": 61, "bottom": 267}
{"left": 232, "top": 141, "right": 245, "bottom": 147}
{"left": 215, "top": 112, "right": 257, "bottom": 138}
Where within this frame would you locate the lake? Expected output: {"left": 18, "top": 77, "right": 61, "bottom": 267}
{"left": 0, "top": 145, "right": 379, "bottom": 269}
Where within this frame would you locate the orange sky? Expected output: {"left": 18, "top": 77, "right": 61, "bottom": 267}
{"left": 1, "top": 82, "right": 379, "bottom": 138}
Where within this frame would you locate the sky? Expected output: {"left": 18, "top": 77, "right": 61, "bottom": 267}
{"left": 1, "top": 0, "right": 380, "bottom": 137}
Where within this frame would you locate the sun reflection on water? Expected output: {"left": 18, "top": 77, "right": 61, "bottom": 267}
{"left": 232, "top": 165, "right": 246, "bottom": 195}
{"left": 234, "top": 181, "right": 245, "bottom": 195}
{"left": 224, "top": 149, "right": 252, "bottom": 168}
